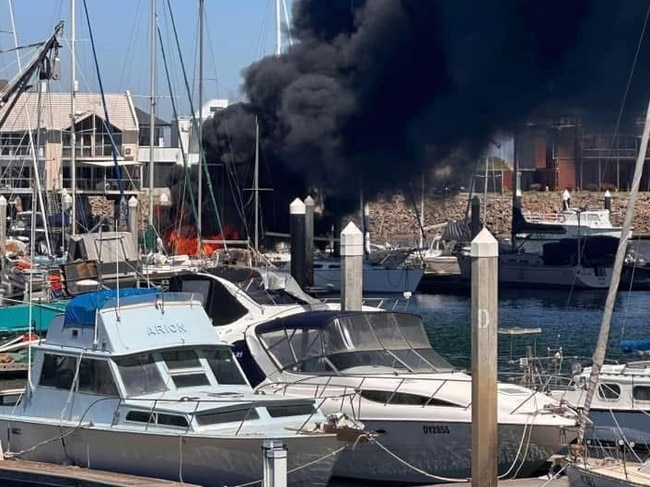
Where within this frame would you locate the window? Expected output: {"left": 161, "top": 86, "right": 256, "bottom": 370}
{"left": 266, "top": 403, "right": 316, "bottom": 418}
{"left": 39, "top": 354, "right": 78, "bottom": 389}
{"left": 114, "top": 353, "right": 167, "bottom": 396}
{"left": 171, "top": 373, "right": 210, "bottom": 388}
{"left": 359, "top": 390, "right": 461, "bottom": 407}
{"left": 196, "top": 408, "right": 260, "bottom": 426}
{"left": 162, "top": 350, "right": 200, "bottom": 370}
{"left": 597, "top": 383, "right": 621, "bottom": 400}
{"left": 78, "top": 359, "right": 118, "bottom": 396}
{"left": 633, "top": 386, "right": 650, "bottom": 401}
{"left": 126, "top": 410, "right": 188, "bottom": 428}
{"left": 205, "top": 348, "right": 247, "bottom": 385}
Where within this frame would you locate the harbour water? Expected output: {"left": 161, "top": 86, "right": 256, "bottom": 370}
{"left": 411, "top": 288, "right": 650, "bottom": 371}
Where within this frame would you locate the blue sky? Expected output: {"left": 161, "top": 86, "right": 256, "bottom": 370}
{"left": 0, "top": 0, "right": 294, "bottom": 117}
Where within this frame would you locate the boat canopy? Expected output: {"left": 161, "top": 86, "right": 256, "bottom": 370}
{"left": 64, "top": 288, "right": 158, "bottom": 328}
{"left": 256, "top": 311, "right": 455, "bottom": 374}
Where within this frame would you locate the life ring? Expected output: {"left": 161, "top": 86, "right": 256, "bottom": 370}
{"left": 558, "top": 215, "right": 566, "bottom": 223}
{"left": 15, "top": 257, "right": 32, "bottom": 271}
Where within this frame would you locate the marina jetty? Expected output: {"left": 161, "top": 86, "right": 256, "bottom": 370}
{"left": 362, "top": 190, "right": 648, "bottom": 244}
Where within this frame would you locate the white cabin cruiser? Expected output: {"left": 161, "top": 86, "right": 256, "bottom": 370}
{"left": 550, "top": 360, "right": 650, "bottom": 450}
{"left": 235, "top": 310, "right": 579, "bottom": 483}
{"left": 0, "top": 288, "right": 347, "bottom": 487}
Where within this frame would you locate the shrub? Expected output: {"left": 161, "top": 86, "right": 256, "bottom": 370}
{"left": 583, "top": 183, "right": 599, "bottom": 192}
{"left": 529, "top": 183, "right": 543, "bottom": 192}
{"left": 601, "top": 182, "right": 617, "bottom": 191}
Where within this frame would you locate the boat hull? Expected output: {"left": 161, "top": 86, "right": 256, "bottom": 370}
{"left": 314, "top": 267, "right": 424, "bottom": 294}
{"left": 583, "top": 409, "right": 650, "bottom": 450}
{"left": 332, "top": 419, "right": 572, "bottom": 484}
{"left": 0, "top": 418, "right": 340, "bottom": 487}
{"left": 566, "top": 462, "right": 648, "bottom": 487}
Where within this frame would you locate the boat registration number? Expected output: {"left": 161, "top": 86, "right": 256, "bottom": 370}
{"left": 422, "top": 425, "right": 450, "bottom": 434}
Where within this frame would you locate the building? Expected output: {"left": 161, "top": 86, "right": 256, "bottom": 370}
{"left": 515, "top": 115, "right": 650, "bottom": 191}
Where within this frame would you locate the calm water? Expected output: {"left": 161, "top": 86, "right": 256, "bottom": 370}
{"left": 410, "top": 288, "right": 650, "bottom": 370}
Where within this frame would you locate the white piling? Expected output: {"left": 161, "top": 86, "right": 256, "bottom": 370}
{"left": 604, "top": 190, "right": 612, "bottom": 212}
{"left": 128, "top": 196, "right": 139, "bottom": 251}
{"left": 304, "top": 196, "right": 315, "bottom": 288}
{"left": 262, "top": 439, "right": 287, "bottom": 487}
{"left": 562, "top": 189, "right": 571, "bottom": 211}
{"left": 341, "top": 221, "right": 363, "bottom": 311}
{"left": 471, "top": 228, "right": 499, "bottom": 487}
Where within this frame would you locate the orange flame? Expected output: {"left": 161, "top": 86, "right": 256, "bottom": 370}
{"left": 166, "top": 224, "right": 240, "bottom": 256}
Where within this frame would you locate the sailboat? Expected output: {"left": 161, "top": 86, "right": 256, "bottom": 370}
{"left": 561, "top": 66, "right": 650, "bottom": 487}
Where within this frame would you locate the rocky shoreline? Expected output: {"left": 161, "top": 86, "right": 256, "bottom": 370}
{"left": 365, "top": 191, "right": 645, "bottom": 245}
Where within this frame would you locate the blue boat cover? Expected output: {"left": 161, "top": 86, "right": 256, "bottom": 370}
{"left": 620, "top": 338, "right": 650, "bottom": 354}
{"left": 64, "top": 288, "right": 158, "bottom": 328}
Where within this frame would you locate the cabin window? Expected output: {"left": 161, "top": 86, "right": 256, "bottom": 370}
{"left": 171, "top": 373, "right": 210, "bottom": 388}
{"left": 126, "top": 410, "right": 188, "bottom": 428}
{"left": 39, "top": 354, "right": 78, "bottom": 390}
{"left": 195, "top": 408, "right": 260, "bottom": 426}
{"left": 266, "top": 403, "right": 316, "bottom": 418}
{"left": 162, "top": 350, "right": 201, "bottom": 370}
{"left": 205, "top": 348, "right": 247, "bottom": 385}
{"left": 0, "top": 392, "right": 21, "bottom": 406}
{"left": 633, "top": 386, "right": 650, "bottom": 401}
{"left": 359, "top": 389, "right": 461, "bottom": 407}
{"left": 78, "top": 359, "right": 119, "bottom": 396}
{"left": 597, "top": 383, "right": 621, "bottom": 400}
{"left": 114, "top": 353, "right": 167, "bottom": 396}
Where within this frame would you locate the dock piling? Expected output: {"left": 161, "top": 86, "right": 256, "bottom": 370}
{"left": 263, "top": 439, "right": 288, "bottom": 487}
{"left": 128, "top": 196, "right": 138, "bottom": 251}
{"left": 341, "top": 221, "right": 363, "bottom": 311}
{"left": 471, "top": 196, "right": 481, "bottom": 238}
{"left": 471, "top": 228, "right": 499, "bottom": 487}
{"left": 562, "top": 189, "right": 571, "bottom": 211}
{"left": 304, "top": 196, "right": 315, "bottom": 288}
{"left": 604, "top": 190, "right": 612, "bottom": 212}
{"left": 290, "top": 198, "right": 307, "bottom": 288}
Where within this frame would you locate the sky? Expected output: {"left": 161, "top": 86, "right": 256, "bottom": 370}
{"left": 0, "top": 0, "right": 294, "bottom": 118}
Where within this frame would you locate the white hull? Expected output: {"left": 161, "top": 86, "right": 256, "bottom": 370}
{"left": 333, "top": 419, "right": 570, "bottom": 483}
{"left": 0, "top": 418, "right": 339, "bottom": 487}
{"left": 458, "top": 255, "right": 612, "bottom": 289}
{"left": 567, "top": 462, "right": 650, "bottom": 487}
{"left": 314, "top": 267, "right": 423, "bottom": 293}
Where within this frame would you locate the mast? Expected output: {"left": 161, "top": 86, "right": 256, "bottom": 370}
{"left": 420, "top": 171, "right": 425, "bottom": 249}
{"left": 70, "top": 0, "right": 77, "bottom": 235}
{"left": 254, "top": 117, "right": 260, "bottom": 254}
{"left": 148, "top": 0, "right": 156, "bottom": 227}
{"left": 275, "top": 0, "right": 282, "bottom": 56}
{"left": 197, "top": 0, "right": 204, "bottom": 253}
{"left": 577, "top": 92, "right": 650, "bottom": 444}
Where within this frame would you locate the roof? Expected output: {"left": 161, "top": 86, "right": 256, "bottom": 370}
{"left": 0, "top": 91, "right": 139, "bottom": 133}
{"left": 134, "top": 106, "right": 170, "bottom": 127}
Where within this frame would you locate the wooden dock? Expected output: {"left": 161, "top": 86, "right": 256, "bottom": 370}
{"left": 0, "top": 458, "right": 200, "bottom": 486}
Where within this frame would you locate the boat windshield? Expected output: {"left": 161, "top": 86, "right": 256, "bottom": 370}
{"left": 258, "top": 312, "right": 454, "bottom": 375}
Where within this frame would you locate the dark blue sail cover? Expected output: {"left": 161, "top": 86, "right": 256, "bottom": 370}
{"left": 64, "top": 288, "right": 158, "bottom": 328}
{"left": 621, "top": 338, "right": 650, "bottom": 354}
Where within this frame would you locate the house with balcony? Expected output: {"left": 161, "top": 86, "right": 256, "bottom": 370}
{"left": 0, "top": 90, "right": 141, "bottom": 199}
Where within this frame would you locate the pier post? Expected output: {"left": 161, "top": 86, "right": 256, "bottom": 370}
{"left": 304, "top": 196, "right": 315, "bottom": 288}
{"left": 262, "top": 439, "right": 287, "bottom": 487}
{"left": 0, "top": 196, "right": 6, "bottom": 259}
{"left": 290, "top": 198, "right": 307, "bottom": 289}
{"left": 471, "top": 196, "right": 481, "bottom": 239}
{"left": 604, "top": 190, "right": 612, "bottom": 212}
{"left": 128, "top": 196, "right": 138, "bottom": 251}
{"left": 514, "top": 189, "right": 522, "bottom": 210}
{"left": 562, "top": 189, "right": 571, "bottom": 211}
{"left": 341, "top": 222, "right": 363, "bottom": 311}
{"left": 471, "top": 228, "right": 498, "bottom": 487}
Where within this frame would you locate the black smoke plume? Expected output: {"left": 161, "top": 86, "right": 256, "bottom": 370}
{"left": 197, "top": 0, "right": 650, "bottom": 236}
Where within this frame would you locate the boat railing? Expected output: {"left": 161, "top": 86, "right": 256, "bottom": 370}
{"left": 102, "top": 395, "right": 326, "bottom": 436}
{"left": 320, "top": 296, "right": 413, "bottom": 311}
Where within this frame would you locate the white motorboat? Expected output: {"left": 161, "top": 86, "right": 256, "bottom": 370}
{"left": 233, "top": 309, "right": 579, "bottom": 484}
{"left": 550, "top": 360, "right": 650, "bottom": 450}
{"left": 0, "top": 288, "right": 349, "bottom": 487}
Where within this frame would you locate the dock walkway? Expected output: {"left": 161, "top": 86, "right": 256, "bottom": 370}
{"left": 0, "top": 458, "right": 199, "bottom": 486}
